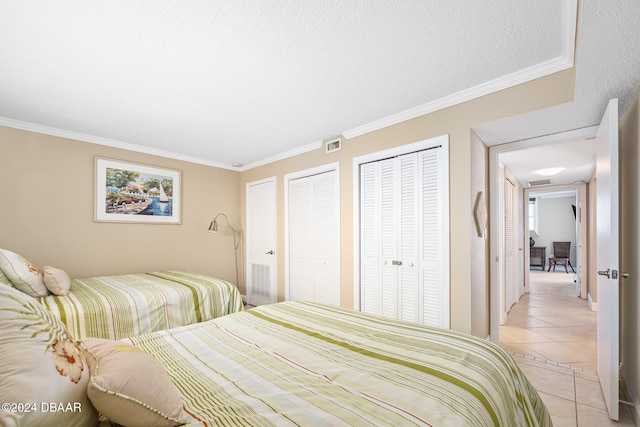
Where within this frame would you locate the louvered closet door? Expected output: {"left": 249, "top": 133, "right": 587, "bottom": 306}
{"left": 397, "top": 154, "right": 419, "bottom": 322}
{"left": 504, "top": 177, "right": 517, "bottom": 314}
{"left": 360, "top": 147, "right": 445, "bottom": 327}
{"left": 289, "top": 170, "right": 340, "bottom": 305}
{"left": 360, "top": 161, "right": 383, "bottom": 315}
{"left": 418, "top": 149, "right": 446, "bottom": 327}
{"left": 289, "top": 177, "right": 315, "bottom": 301}
{"left": 379, "top": 158, "right": 399, "bottom": 318}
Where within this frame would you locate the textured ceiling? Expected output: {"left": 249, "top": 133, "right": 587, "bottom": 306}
{"left": 475, "top": 0, "right": 640, "bottom": 145}
{"left": 0, "top": 0, "right": 576, "bottom": 169}
{"left": 475, "top": 0, "right": 640, "bottom": 187}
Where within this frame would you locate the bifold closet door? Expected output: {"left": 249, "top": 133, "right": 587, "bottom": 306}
{"left": 288, "top": 170, "right": 340, "bottom": 305}
{"left": 360, "top": 148, "right": 446, "bottom": 327}
{"left": 504, "top": 177, "right": 517, "bottom": 314}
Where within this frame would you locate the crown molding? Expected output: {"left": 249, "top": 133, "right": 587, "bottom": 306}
{"left": 0, "top": 116, "right": 325, "bottom": 172}
{"left": 239, "top": 140, "right": 323, "bottom": 171}
{"left": 0, "top": 117, "right": 239, "bottom": 170}
{"left": 343, "top": 57, "right": 573, "bottom": 140}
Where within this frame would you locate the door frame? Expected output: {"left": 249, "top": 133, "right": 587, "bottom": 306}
{"left": 523, "top": 184, "right": 587, "bottom": 297}
{"left": 489, "top": 126, "right": 598, "bottom": 343}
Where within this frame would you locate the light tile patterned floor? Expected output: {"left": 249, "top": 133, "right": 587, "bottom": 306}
{"left": 500, "top": 270, "right": 636, "bottom": 426}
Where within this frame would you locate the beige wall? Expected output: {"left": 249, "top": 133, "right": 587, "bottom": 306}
{"left": 0, "top": 126, "right": 241, "bottom": 283}
{"left": 0, "top": 68, "right": 576, "bottom": 336}
{"left": 620, "top": 88, "right": 640, "bottom": 417}
{"left": 240, "top": 68, "right": 576, "bottom": 335}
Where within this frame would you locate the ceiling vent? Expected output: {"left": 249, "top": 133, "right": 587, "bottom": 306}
{"left": 528, "top": 179, "right": 552, "bottom": 187}
{"left": 325, "top": 137, "right": 342, "bottom": 153}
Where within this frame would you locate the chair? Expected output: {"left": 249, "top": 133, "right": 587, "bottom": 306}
{"left": 548, "top": 241, "right": 575, "bottom": 273}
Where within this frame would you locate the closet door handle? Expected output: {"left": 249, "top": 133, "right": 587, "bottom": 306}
{"left": 265, "top": 250, "right": 274, "bottom": 255}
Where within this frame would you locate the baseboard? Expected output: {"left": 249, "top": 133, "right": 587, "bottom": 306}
{"left": 588, "top": 293, "right": 597, "bottom": 311}
{"left": 621, "top": 367, "right": 640, "bottom": 423}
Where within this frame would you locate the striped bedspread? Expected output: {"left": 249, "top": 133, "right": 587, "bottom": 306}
{"left": 38, "top": 271, "right": 243, "bottom": 340}
{"left": 127, "top": 301, "right": 551, "bottom": 426}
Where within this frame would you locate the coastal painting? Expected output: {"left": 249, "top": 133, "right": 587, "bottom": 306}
{"left": 94, "top": 158, "right": 181, "bottom": 224}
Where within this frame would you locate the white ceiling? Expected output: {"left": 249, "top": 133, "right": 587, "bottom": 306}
{"left": 475, "top": 0, "right": 640, "bottom": 187}
{"left": 499, "top": 137, "right": 597, "bottom": 188}
{"left": 0, "top": 1, "right": 639, "bottom": 174}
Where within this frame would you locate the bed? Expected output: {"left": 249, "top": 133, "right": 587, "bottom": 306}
{"left": 36, "top": 270, "right": 244, "bottom": 340}
{"left": 0, "top": 277, "right": 551, "bottom": 427}
{"left": 109, "top": 301, "right": 551, "bottom": 427}
{"left": 0, "top": 249, "right": 243, "bottom": 340}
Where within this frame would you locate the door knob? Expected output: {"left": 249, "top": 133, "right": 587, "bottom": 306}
{"left": 265, "top": 250, "right": 274, "bottom": 255}
{"left": 597, "top": 269, "right": 611, "bottom": 278}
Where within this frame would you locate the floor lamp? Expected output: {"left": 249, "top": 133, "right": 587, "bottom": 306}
{"left": 207, "top": 213, "right": 241, "bottom": 286}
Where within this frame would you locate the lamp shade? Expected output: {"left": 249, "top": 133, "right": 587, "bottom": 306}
{"left": 529, "top": 230, "right": 539, "bottom": 238}
{"left": 207, "top": 220, "right": 218, "bottom": 233}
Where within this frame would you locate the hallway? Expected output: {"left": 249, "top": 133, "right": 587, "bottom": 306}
{"left": 499, "top": 270, "right": 635, "bottom": 426}
{"left": 500, "top": 270, "right": 596, "bottom": 371}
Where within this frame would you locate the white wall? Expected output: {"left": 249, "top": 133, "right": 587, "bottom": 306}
{"left": 536, "top": 195, "right": 577, "bottom": 267}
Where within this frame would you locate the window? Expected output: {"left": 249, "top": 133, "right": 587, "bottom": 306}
{"left": 528, "top": 197, "right": 538, "bottom": 233}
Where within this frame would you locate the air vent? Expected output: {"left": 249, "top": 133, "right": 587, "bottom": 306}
{"left": 325, "top": 137, "right": 342, "bottom": 153}
{"left": 528, "top": 179, "right": 552, "bottom": 187}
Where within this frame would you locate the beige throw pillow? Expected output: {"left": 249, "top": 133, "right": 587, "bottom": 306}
{"left": 43, "top": 265, "right": 72, "bottom": 296}
{"left": 81, "top": 338, "right": 188, "bottom": 427}
{"left": 0, "top": 248, "right": 49, "bottom": 297}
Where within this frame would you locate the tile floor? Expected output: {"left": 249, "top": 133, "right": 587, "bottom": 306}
{"left": 500, "top": 270, "right": 636, "bottom": 426}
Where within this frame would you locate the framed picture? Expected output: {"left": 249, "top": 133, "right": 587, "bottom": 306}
{"left": 94, "top": 157, "right": 181, "bottom": 224}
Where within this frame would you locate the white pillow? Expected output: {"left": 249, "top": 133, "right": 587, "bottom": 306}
{"left": 0, "top": 284, "right": 98, "bottom": 426}
{"left": 43, "top": 265, "right": 72, "bottom": 296}
{"left": 0, "top": 248, "right": 49, "bottom": 297}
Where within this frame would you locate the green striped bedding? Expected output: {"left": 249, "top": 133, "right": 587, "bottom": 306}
{"left": 38, "top": 271, "right": 243, "bottom": 340}
{"left": 127, "top": 301, "right": 551, "bottom": 426}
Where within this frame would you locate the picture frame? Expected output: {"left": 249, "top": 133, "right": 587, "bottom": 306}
{"left": 94, "top": 157, "right": 182, "bottom": 224}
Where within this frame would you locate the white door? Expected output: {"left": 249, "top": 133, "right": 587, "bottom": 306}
{"left": 596, "top": 98, "right": 619, "bottom": 420}
{"left": 359, "top": 147, "right": 449, "bottom": 327}
{"left": 287, "top": 168, "right": 340, "bottom": 305}
{"left": 246, "top": 178, "right": 277, "bottom": 306}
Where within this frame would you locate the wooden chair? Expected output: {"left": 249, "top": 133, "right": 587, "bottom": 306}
{"left": 548, "top": 241, "right": 575, "bottom": 273}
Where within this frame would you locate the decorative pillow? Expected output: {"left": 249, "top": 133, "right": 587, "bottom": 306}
{"left": 81, "top": 338, "right": 187, "bottom": 427}
{"left": 43, "top": 265, "right": 72, "bottom": 296}
{"left": 0, "top": 284, "right": 98, "bottom": 426}
{"left": 0, "top": 248, "right": 49, "bottom": 297}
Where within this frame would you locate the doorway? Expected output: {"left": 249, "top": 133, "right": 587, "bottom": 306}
{"left": 503, "top": 184, "right": 595, "bottom": 370}
{"left": 499, "top": 178, "right": 595, "bottom": 369}
{"left": 489, "top": 127, "right": 598, "bottom": 346}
